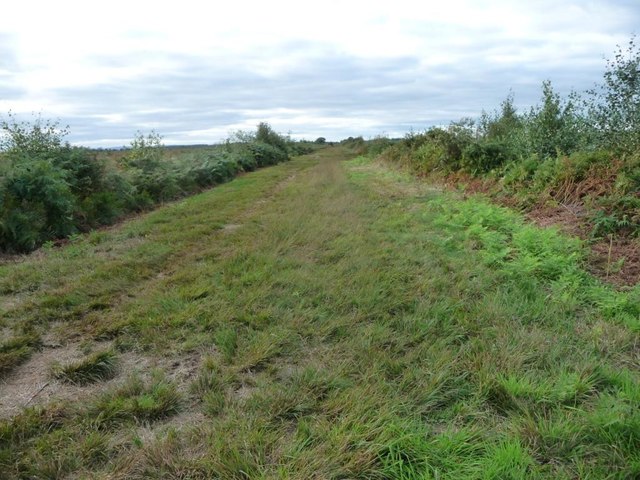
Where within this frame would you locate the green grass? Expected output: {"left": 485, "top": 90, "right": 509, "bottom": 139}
{"left": 51, "top": 350, "right": 118, "bottom": 385}
{"left": 0, "top": 333, "right": 40, "bottom": 377}
{"left": 0, "top": 147, "right": 639, "bottom": 478}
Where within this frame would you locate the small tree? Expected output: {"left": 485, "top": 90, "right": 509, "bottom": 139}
{"left": 255, "top": 122, "right": 288, "bottom": 153}
{"left": 587, "top": 35, "right": 640, "bottom": 154}
{"left": 0, "top": 112, "right": 70, "bottom": 162}
{"left": 479, "top": 92, "right": 521, "bottom": 141}
{"left": 527, "top": 80, "right": 581, "bottom": 159}
{"left": 121, "top": 131, "right": 164, "bottom": 171}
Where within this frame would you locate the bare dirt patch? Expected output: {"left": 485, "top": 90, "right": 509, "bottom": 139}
{"left": 526, "top": 203, "right": 590, "bottom": 237}
{"left": 525, "top": 203, "right": 640, "bottom": 286}
{"left": 0, "top": 341, "right": 82, "bottom": 418}
{"left": 222, "top": 224, "right": 243, "bottom": 233}
{"left": 164, "top": 354, "right": 203, "bottom": 385}
{"left": 0, "top": 340, "right": 150, "bottom": 419}
{"left": 234, "top": 384, "right": 256, "bottom": 402}
{"left": 588, "top": 237, "right": 640, "bottom": 287}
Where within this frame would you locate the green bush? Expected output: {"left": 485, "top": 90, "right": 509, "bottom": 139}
{"left": 287, "top": 141, "right": 314, "bottom": 156}
{"left": 500, "top": 155, "right": 540, "bottom": 189}
{"left": 234, "top": 151, "right": 258, "bottom": 172}
{"left": 0, "top": 160, "right": 76, "bottom": 251}
{"left": 0, "top": 114, "right": 69, "bottom": 160}
{"left": 183, "top": 155, "right": 240, "bottom": 189}
{"left": 255, "top": 122, "right": 289, "bottom": 154}
{"left": 380, "top": 126, "right": 472, "bottom": 173}
{"left": 120, "top": 131, "right": 163, "bottom": 171}
{"left": 247, "top": 141, "right": 288, "bottom": 167}
{"left": 366, "top": 136, "right": 393, "bottom": 157}
{"left": 412, "top": 142, "right": 448, "bottom": 174}
{"left": 128, "top": 166, "right": 181, "bottom": 203}
{"left": 80, "top": 191, "right": 125, "bottom": 227}
{"left": 586, "top": 36, "right": 640, "bottom": 154}
{"left": 526, "top": 81, "right": 582, "bottom": 159}
{"left": 462, "top": 141, "right": 514, "bottom": 174}
{"left": 423, "top": 127, "right": 470, "bottom": 171}
{"left": 51, "top": 147, "right": 106, "bottom": 198}
{"left": 341, "top": 136, "right": 367, "bottom": 154}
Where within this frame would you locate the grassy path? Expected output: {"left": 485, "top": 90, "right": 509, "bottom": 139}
{"left": 1, "top": 147, "right": 639, "bottom": 478}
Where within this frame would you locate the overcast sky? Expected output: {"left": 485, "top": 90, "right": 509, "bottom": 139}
{"left": 0, "top": 0, "right": 638, "bottom": 146}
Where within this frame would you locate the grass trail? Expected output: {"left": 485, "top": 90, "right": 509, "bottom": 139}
{"left": 1, "top": 147, "right": 639, "bottom": 478}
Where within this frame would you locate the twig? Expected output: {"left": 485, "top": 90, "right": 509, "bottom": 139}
{"left": 24, "top": 382, "right": 49, "bottom": 407}
{"left": 606, "top": 235, "right": 614, "bottom": 279}
{"left": 560, "top": 203, "right": 577, "bottom": 216}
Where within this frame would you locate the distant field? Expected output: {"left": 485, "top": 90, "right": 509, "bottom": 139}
{"left": 1, "top": 147, "right": 639, "bottom": 478}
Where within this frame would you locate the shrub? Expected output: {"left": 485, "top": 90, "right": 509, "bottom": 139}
{"left": 366, "top": 136, "right": 393, "bottom": 156}
{"left": 500, "top": 155, "right": 540, "bottom": 190}
{"left": 479, "top": 94, "right": 523, "bottom": 143}
{"left": 462, "top": 141, "right": 514, "bottom": 174}
{"left": 233, "top": 151, "right": 258, "bottom": 172}
{"left": 120, "top": 131, "right": 164, "bottom": 171}
{"left": 128, "top": 166, "right": 181, "bottom": 203}
{"left": 80, "top": 191, "right": 125, "bottom": 227}
{"left": 413, "top": 142, "right": 448, "bottom": 174}
{"left": 51, "top": 147, "right": 107, "bottom": 198}
{"left": 0, "top": 113, "right": 69, "bottom": 161}
{"left": 247, "top": 141, "right": 288, "bottom": 167}
{"left": 255, "top": 122, "right": 289, "bottom": 155}
{"left": 586, "top": 35, "right": 640, "bottom": 154}
{"left": 287, "top": 141, "right": 314, "bottom": 156}
{"left": 527, "top": 81, "right": 583, "bottom": 159}
{"left": 0, "top": 160, "right": 76, "bottom": 251}
{"left": 423, "top": 128, "right": 466, "bottom": 171}
{"left": 378, "top": 37, "right": 640, "bottom": 236}
{"left": 183, "top": 154, "right": 241, "bottom": 189}
{"left": 341, "top": 136, "right": 367, "bottom": 154}
{"left": 0, "top": 115, "right": 137, "bottom": 250}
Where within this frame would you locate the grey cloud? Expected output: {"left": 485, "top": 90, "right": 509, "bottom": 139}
{"left": 63, "top": 49, "right": 604, "bottom": 144}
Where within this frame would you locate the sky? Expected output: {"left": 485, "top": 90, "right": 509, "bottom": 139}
{"left": 0, "top": 0, "right": 638, "bottom": 147}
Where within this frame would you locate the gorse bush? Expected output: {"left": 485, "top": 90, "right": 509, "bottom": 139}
{"left": 0, "top": 120, "right": 292, "bottom": 252}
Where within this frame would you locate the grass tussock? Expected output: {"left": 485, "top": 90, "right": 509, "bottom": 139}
{"left": 51, "top": 349, "right": 118, "bottom": 385}
{"left": 0, "top": 333, "right": 40, "bottom": 379}
{"left": 90, "top": 373, "right": 182, "bottom": 427}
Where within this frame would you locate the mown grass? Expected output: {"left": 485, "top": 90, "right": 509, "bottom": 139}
{"left": 0, "top": 147, "right": 639, "bottom": 478}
